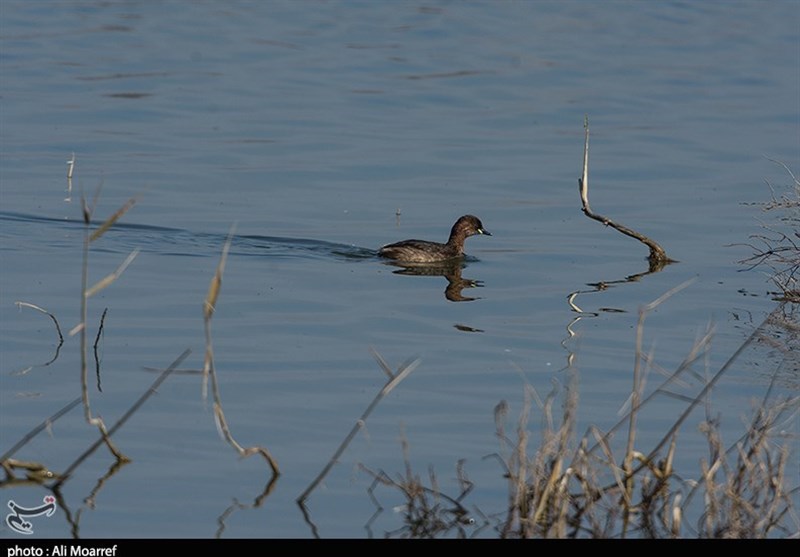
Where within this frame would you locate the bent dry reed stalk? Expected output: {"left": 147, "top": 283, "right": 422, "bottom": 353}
{"left": 578, "top": 116, "right": 674, "bottom": 269}
{"left": 73, "top": 190, "right": 139, "bottom": 462}
{"left": 202, "top": 224, "right": 280, "bottom": 480}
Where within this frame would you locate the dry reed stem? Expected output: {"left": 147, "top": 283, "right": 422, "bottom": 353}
{"left": 88, "top": 196, "right": 137, "bottom": 243}
{"left": 580, "top": 280, "right": 696, "bottom": 463}
{"left": 360, "top": 430, "right": 479, "bottom": 538}
{"left": 510, "top": 388, "right": 532, "bottom": 533}
{"left": 635, "top": 311, "right": 777, "bottom": 482}
{"left": 532, "top": 374, "right": 577, "bottom": 531}
{"left": 84, "top": 249, "right": 139, "bottom": 298}
{"left": 201, "top": 225, "right": 280, "bottom": 477}
{"left": 620, "top": 280, "right": 695, "bottom": 529}
{"left": 65, "top": 153, "right": 75, "bottom": 202}
{"left": 578, "top": 116, "right": 673, "bottom": 266}
{"left": 0, "top": 397, "right": 82, "bottom": 482}
{"left": 297, "top": 352, "right": 420, "bottom": 505}
{"left": 202, "top": 225, "right": 233, "bottom": 399}
{"left": 53, "top": 349, "right": 191, "bottom": 487}
{"left": 579, "top": 291, "right": 782, "bottom": 513}
{"left": 688, "top": 380, "right": 799, "bottom": 537}
{"left": 495, "top": 375, "right": 588, "bottom": 538}
{"left": 77, "top": 193, "right": 138, "bottom": 462}
{"left": 494, "top": 287, "right": 796, "bottom": 537}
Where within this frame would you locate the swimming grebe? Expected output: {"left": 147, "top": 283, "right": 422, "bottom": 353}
{"left": 378, "top": 214, "right": 491, "bottom": 263}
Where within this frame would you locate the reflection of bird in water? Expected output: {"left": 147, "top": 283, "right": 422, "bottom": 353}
{"left": 386, "top": 260, "right": 484, "bottom": 302}
{"left": 378, "top": 215, "right": 491, "bottom": 264}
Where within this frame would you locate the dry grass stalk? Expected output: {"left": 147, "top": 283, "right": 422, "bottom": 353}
{"left": 202, "top": 225, "right": 280, "bottom": 478}
{"left": 496, "top": 387, "right": 796, "bottom": 537}
{"left": 202, "top": 228, "right": 230, "bottom": 400}
{"left": 53, "top": 349, "right": 191, "bottom": 487}
{"left": 84, "top": 249, "right": 139, "bottom": 298}
{"left": 297, "top": 350, "right": 421, "bottom": 506}
{"left": 361, "top": 430, "right": 481, "bottom": 538}
{"left": 65, "top": 153, "right": 75, "bottom": 201}
{"left": 620, "top": 280, "right": 695, "bottom": 533}
{"left": 687, "top": 373, "right": 800, "bottom": 538}
{"left": 491, "top": 296, "right": 797, "bottom": 538}
{"left": 74, "top": 192, "right": 139, "bottom": 462}
{"left": 88, "top": 196, "right": 137, "bottom": 243}
{"left": 369, "top": 280, "right": 795, "bottom": 538}
{"left": 492, "top": 374, "right": 581, "bottom": 538}
{"left": 0, "top": 397, "right": 82, "bottom": 484}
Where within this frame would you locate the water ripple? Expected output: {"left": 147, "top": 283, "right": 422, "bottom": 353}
{"left": 0, "top": 210, "right": 376, "bottom": 261}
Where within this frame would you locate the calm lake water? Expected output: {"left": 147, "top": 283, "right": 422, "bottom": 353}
{"left": 1, "top": 0, "right": 798, "bottom": 539}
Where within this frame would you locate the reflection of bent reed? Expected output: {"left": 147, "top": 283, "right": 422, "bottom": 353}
{"left": 385, "top": 260, "right": 484, "bottom": 302}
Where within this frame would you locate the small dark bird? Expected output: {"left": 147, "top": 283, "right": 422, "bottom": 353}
{"left": 378, "top": 214, "right": 491, "bottom": 263}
